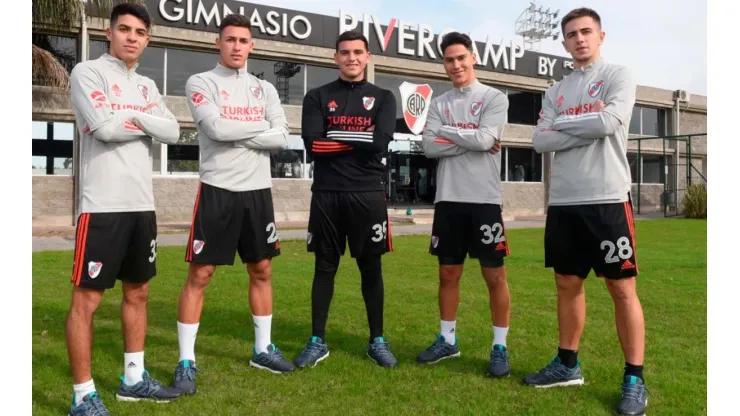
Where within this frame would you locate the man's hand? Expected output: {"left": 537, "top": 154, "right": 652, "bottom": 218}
{"left": 488, "top": 140, "right": 501, "bottom": 154}
{"left": 593, "top": 100, "right": 606, "bottom": 112}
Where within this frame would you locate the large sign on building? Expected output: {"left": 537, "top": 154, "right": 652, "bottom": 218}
{"left": 137, "top": 0, "right": 573, "bottom": 80}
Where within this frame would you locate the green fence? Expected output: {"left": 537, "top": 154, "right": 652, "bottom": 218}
{"left": 628, "top": 134, "right": 706, "bottom": 217}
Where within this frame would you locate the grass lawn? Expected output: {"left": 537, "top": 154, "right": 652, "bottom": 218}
{"left": 32, "top": 219, "right": 707, "bottom": 415}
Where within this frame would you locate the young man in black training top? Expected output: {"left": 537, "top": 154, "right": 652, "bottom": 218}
{"left": 294, "top": 31, "right": 398, "bottom": 368}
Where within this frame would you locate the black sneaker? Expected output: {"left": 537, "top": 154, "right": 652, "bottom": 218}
{"left": 416, "top": 335, "right": 461, "bottom": 364}
{"left": 366, "top": 337, "right": 398, "bottom": 367}
{"left": 522, "top": 356, "right": 585, "bottom": 388}
{"left": 487, "top": 344, "right": 511, "bottom": 377}
{"left": 69, "top": 392, "right": 110, "bottom": 416}
{"left": 115, "top": 371, "right": 183, "bottom": 402}
{"left": 249, "top": 344, "right": 296, "bottom": 374}
{"left": 617, "top": 375, "right": 648, "bottom": 416}
{"left": 294, "top": 336, "right": 330, "bottom": 368}
{"left": 173, "top": 359, "right": 199, "bottom": 395}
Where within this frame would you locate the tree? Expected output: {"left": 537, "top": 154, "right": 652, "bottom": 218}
{"left": 32, "top": 0, "right": 144, "bottom": 89}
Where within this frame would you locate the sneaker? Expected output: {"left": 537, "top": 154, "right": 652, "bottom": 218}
{"left": 294, "top": 336, "right": 330, "bottom": 368}
{"left": 115, "top": 370, "right": 183, "bottom": 402}
{"left": 366, "top": 336, "right": 398, "bottom": 367}
{"left": 616, "top": 375, "right": 648, "bottom": 416}
{"left": 416, "top": 335, "right": 461, "bottom": 364}
{"left": 69, "top": 392, "right": 110, "bottom": 416}
{"left": 487, "top": 344, "right": 511, "bottom": 377}
{"left": 249, "top": 344, "right": 296, "bottom": 374}
{"left": 173, "top": 359, "right": 199, "bottom": 395}
{"left": 522, "top": 356, "right": 585, "bottom": 388}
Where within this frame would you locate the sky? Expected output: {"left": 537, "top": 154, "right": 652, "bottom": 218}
{"left": 244, "top": 0, "right": 707, "bottom": 96}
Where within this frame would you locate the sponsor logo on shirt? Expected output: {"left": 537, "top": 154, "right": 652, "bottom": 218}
{"left": 328, "top": 100, "right": 338, "bottom": 112}
{"left": 191, "top": 92, "right": 207, "bottom": 107}
{"left": 220, "top": 105, "right": 265, "bottom": 121}
{"left": 220, "top": 90, "right": 229, "bottom": 101}
{"left": 556, "top": 94, "right": 564, "bottom": 107}
{"left": 111, "top": 84, "right": 121, "bottom": 97}
{"left": 471, "top": 101, "right": 483, "bottom": 116}
{"left": 326, "top": 115, "right": 373, "bottom": 132}
{"left": 558, "top": 103, "right": 598, "bottom": 116}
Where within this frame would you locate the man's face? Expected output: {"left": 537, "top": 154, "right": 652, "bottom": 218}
{"left": 562, "top": 16, "right": 605, "bottom": 64}
{"left": 216, "top": 26, "right": 254, "bottom": 69}
{"left": 106, "top": 14, "right": 150, "bottom": 63}
{"left": 442, "top": 44, "right": 476, "bottom": 87}
{"left": 334, "top": 40, "right": 370, "bottom": 80}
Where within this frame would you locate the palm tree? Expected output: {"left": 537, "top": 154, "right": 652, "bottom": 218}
{"left": 32, "top": 0, "right": 143, "bottom": 89}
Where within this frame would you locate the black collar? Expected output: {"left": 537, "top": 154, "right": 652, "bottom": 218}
{"left": 337, "top": 77, "right": 367, "bottom": 88}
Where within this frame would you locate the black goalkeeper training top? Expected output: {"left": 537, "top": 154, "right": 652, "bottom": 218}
{"left": 301, "top": 77, "right": 397, "bottom": 192}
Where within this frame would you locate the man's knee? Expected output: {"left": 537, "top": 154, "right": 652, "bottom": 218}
{"left": 69, "top": 286, "right": 104, "bottom": 317}
{"left": 122, "top": 282, "right": 150, "bottom": 304}
{"left": 188, "top": 263, "right": 216, "bottom": 288}
{"left": 555, "top": 273, "right": 585, "bottom": 295}
{"left": 356, "top": 255, "right": 381, "bottom": 275}
{"left": 439, "top": 264, "right": 463, "bottom": 286}
{"left": 247, "top": 259, "right": 272, "bottom": 282}
{"left": 315, "top": 253, "right": 340, "bottom": 275}
{"left": 605, "top": 277, "right": 637, "bottom": 302}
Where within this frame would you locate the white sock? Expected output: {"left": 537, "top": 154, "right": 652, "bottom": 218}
{"left": 253, "top": 314, "right": 272, "bottom": 353}
{"left": 440, "top": 320, "right": 456, "bottom": 345}
{"left": 124, "top": 351, "right": 144, "bottom": 385}
{"left": 493, "top": 325, "right": 509, "bottom": 348}
{"left": 73, "top": 379, "right": 96, "bottom": 406}
{"left": 178, "top": 321, "right": 200, "bottom": 362}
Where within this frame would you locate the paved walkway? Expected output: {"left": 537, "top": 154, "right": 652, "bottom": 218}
{"left": 32, "top": 219, "right": 548, "bottom": 252}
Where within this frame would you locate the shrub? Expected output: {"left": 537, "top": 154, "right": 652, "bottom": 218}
{"left": 682, "top": 184, "right": 707, "bottom": 219}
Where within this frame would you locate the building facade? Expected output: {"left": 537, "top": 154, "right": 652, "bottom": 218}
{"left": 32, "top": 0, "right": 708, "bottom": 226}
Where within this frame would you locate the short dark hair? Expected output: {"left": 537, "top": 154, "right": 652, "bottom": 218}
{"left": 110, "top": 3, "right": 151, "bottom": 31}
{"left": 335, "top": 31, "right": 369, "bottom": 52}
{"left": 219, "top": 14, "right": 252, "bottom": 36}
{"left": 560, "top": 7, "right": 602, "bottom": 35}
{"left": 440, "top": 32, "right": 473, "bottom": 54}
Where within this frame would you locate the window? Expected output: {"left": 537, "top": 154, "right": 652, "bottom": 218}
{"left": 167, "top": 130, "right": 199, "bottom": 175}
{"left": 89, "top": 40, "right": 165, "bottom": 93}
{"left": 374, "top": 73, "right": 454, "bottom": 118}
{"left": 306, "top": 64, "right": 337, "bottom": 95}
{"left": 504, "top": 147, "right": 542, "bottom": 182}
{"left": 506, "top": 89, "right": 542, "bottom": 126}
{"left": 629, "top": 106, "right": 667, "bottom": 136}
{"left": 628, "top": 152, "right": 639, "bottom": 183}
{"left": 247, "top": 58, "right": 305, "bottom": 105}
{"left": 269, "top": 136, "right": 308, "bottom": 179}
{"left": 642, "top": 154, "right": 669, "bottom": 184}
{"left": 31, "top": 121, "right": 74, "bottom": 175}
{"left": 166, "top": 48, "right": 219, "bottom": 96}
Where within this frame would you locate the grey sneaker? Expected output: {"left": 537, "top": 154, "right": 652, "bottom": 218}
{"left": 115, "top": 371, "right": 183, "bottom": 402}
{"left": 250, "top": 344, "right": 296, "bottom": 374}
{"left": 366, "top": 337, "right": 398, "bottom": 367}
{"left": 487, "top": 344, "right": 511, "bottom": 377}
{"left": 416, "top": 335, "right": 461, "bottom": 364}
{"left": 69, "top": 392, "right": 110, "bottom": 416}
{"left": 173, "top": 359, "right": 199, "bottom": 395}
{"left": 522, "top": 356, "right": 585, "bottom": 388}
{"left": 294, "top": 336, "right": 330, "bottom": 368}
{"left": 617, "top": 375, "right": 648, "bottom": 416}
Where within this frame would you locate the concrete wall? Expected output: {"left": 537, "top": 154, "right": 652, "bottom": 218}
{"left": 502, "top": 182, "right": 546, "bottom": 216}
{"left": 33, "top": 176, "right": 75, "bottom": 226}
{"left": 631, "top": 183, "right": 665, "bottom": 214}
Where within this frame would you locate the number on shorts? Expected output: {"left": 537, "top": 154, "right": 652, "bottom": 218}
{"left": 480, "top": 223, "right": 505, "bottom": 245}
{"left": 266, "top": 222, "right": 278, "bottom": 243}
{"left": 148, "top": 239, "right": 157, "bottom": 263}
{"left": 371, "top": 221, "right": 387, "bottom": 242}
{"left": 600, "top": 237, "right": 633, "bottom": 263}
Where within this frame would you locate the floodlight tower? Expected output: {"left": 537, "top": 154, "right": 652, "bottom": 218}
{"left": 515, "top": 2, "right": 560, "bottom": 51}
